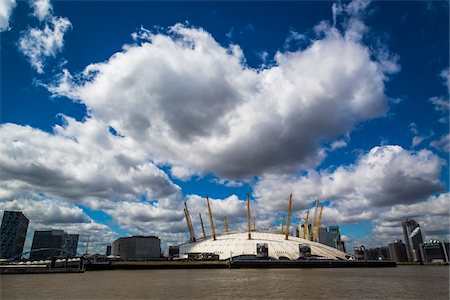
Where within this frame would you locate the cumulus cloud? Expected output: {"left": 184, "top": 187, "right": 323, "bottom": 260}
{"left": 254, "top": 145, "right": 444, "bottom": 214}
{"left": 31, "top": 0, "right": 52, "bottom": 21}
{"left": 0, "top": 118, "right": 182, "bottom": 204}
{"left": 371, "top": 193, "right": 450, "bottom": 245}
{"left": 0, "top": 117, "right": 189, "bottom": 249}
{"left": 0, "top": 0, "right": 16, "bottom": 31}
{"left": 19, "top": 16, "right": 71, "bottom": 73}
{"left": 48, "top": 19, "right": 395, "bottom": 180}
{"left": 0, "top": 196, "right": 90, "bottom": 225}
{"left": 0, "top": 197, "right": 119, "bottom": 254}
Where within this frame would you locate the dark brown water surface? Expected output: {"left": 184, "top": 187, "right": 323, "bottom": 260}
{"left": 1, "top": 266, "right": 449, "bottom": 299}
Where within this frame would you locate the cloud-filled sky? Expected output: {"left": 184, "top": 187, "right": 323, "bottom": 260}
{"left": 1, "top": 0, "right": 448, "bottom": 254}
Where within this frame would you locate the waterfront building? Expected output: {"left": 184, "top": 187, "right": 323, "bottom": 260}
{"left": 179, "top": 232, "right": 350, "bottom": 260}
{"left": 168, "top": 246, "right": 179, "bottom": 259}
{"left": 364, "top": 247, "right": 389, "bottom": 260}
{"left": 419, "top": 240, "right": 449, "bottom": 263}
{"left": 353, "top": 246, "right": 365, "bottom": 260}
{"left": 0, "top": 211, "right": 29, "bottom": 260}
{"left": 318, "top": 226, "right": 345, "bottom": 251}
{"left": 387, "top": 240, "right": 408, "bottom": 262}
{"left": 402, "top": 218, "right": 424, "bottom": 262}
{"left": 62, "top": 234, "right": 79, "bottom": 256}
{"left": 106, "top": 245, "right": 112, "bottom": 256}
{"left": 112, "top": 236, "right": 161, "bottom": 260}
{"left": 30, "top": 230, "right": 79, "bottom": 259}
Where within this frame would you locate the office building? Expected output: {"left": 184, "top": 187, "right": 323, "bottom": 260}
{"left": 353, "top": 245, "right": 365, "bottom": 260}
{"left": 62, "top": 234, "right": 79, "bottom": 256}
{"left": 112, "top": 236, "right": 161, "bottom": 260}
{"left": 30, "top": 230, "right": 79, "bottom": 260}
{"left": 402, "top": 218, "right": 424, "bottom": 262}
{"left": 364, "top": 247, "right": 389, "bottom": 260}
{"left": 106, "top": 245, "right": 112, "bottom": 256}
{"left": 318, "top": 226, "right": 345, "bottom": 251}
{"left": 387, "top": 240, "right": 408, "bottom": 262}
{"left": 0, "top": 211, "right": 29, "bottom": 260}
{"left": 419, "top": 240, "right": 449, "bottom": 263}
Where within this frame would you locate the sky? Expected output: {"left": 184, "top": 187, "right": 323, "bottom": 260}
{"left": 0, "top": 0, "right": 449, "bottom": 255}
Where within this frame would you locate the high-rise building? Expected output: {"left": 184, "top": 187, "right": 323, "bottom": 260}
{"left": 106, "top": 245, "right": 112, "bottom": 256}
{"left": 388, "top": 239, "right": 408, "bottom": 262}
{"left": 62, "top": 234, "right": 79, "bottom": 256}
{"left": 318, "top": 226, "right": 345, "bottom": 251}
{"left": 402, "top": 218, "right": 424, "bottom": 262}
{"left": 30, "top": 230, "right": 79, "bottom": 260}
{"left": 0, "top": 211, "right": 29, "bottom": 260}
{"left": 112, "top": 236, "right": 161, "bottom": 260}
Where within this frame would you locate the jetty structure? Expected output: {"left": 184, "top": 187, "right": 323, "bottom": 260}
{"left": 179, "top": 194, "right": 352, "bottom": 261}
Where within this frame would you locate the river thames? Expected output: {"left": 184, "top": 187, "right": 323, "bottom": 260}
{"left": 1, "top": 266, "right": 449, "bottom": 299}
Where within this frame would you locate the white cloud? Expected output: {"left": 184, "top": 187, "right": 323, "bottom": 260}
{"left": 0, "top": 117, "right": 190, "bottom": 249}
{"left": 0, "top": 0, "right": 16, "bottom": 31}
{"left": 412, "top": 136, "right": 425, "bottom": 148}
{"left": 371, "top": 194, "right": 450, "bottom": 244}
{"left": 330, "top": 139, "right": 348, "bottom": 150}
{"left": 49, "top": 21, "right": 393, "bottom": 180}
{"left": 18, "top": 16, "right": 71, "bottom": 73}
{"left": 0, "top": 118, "right": 181, "bottom": 204}
{"left": 0, "top": 197, "right": 119, "bottom": 254}
{"left": 429, "top": 96, "right": 450, "bottom": 112}
{"left": 31, "top": 0, "right": 52, "bottom": 21}
{"left": 254, "top": 145, "right": 444, "bottom": 215}
{"left": 430, "top": 134, "right": 449, "bottom": 153}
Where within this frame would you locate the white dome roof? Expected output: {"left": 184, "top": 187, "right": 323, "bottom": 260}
{"left": 179, "top": 232, "right": 349, "bottom": 260}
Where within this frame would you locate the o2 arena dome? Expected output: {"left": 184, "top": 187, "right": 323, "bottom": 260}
{"left": 179, "top": 232, "right": 350, "bottom": 260}
{"left": 179, "top": 194, "right": 352, "bottom": 261}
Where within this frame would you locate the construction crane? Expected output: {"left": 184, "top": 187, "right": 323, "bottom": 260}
{"left": 206, "top": 197, "right": 216, "bottom": 240}
{"left": 314, "top": 206, "right": 323, "bottom": 242}
{"left": 285, "top": 193, "right": 293, "bottom": 240}
{"left": 199, "top": 213, "right": 206, "bottom": 239}
{"left": 303, "top": 211, "right": 309, "bottom": 239}
{"left": 309, "top": 199, "right": 319, "bottom": 241}
{"left": 247, "top": 193, "right": 252, "bottom": 240}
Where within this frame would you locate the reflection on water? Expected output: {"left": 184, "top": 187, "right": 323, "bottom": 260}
{"left": 1, "top": 266, "right": 449, "bottom": 299}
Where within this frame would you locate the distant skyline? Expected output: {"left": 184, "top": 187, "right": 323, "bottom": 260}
{"left": 0, "top": 0, "right": 448, "bottom": 254}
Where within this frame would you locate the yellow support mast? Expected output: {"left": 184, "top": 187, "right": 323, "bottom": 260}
{"left": 224, "top": 216, "right": 229, "bottom": 234}
{"left": 314, "top": 206, "right": 323, "bottom": 242}
{"left": 285, "top": 193, "right": 293, "bottom": 240}
{"left": 247, "top": 193, "right": 252, "bottom": 240}
{"left": 280, "top": 215, "right": 285, "bottom": 234}
{"left": 253, "top": 216, "right": 256, "bottom": 231}
{"left": 199, "top": 213, "right": 206, "bottom": 239}
{"left": 308, "top": 199, "right": 319, "bottom": 241}
{"left": 206, "top": 196, "right": 216, "bottom": 240}
{"left": 303, "top": 211, "right": 309, "bottom": 239}
{"left": 184, "top": 202, "right": 196, "bottom": 242}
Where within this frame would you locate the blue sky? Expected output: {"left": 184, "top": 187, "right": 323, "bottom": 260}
{"left": 0, "top": 0, "right": 448, "bottom": 253}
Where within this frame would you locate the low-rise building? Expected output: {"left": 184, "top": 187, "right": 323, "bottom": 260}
{"left": 419, "top": 240, "right": 449, "bottom": 263}
{"left": 112, "top": 236, "right": 161, "bottom": 261}
{"left": 30, "top": 230, "right": 79, "bottom": 260}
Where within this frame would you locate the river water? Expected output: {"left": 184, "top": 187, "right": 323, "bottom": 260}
{"left": 1, "top": 266, "right": 449, "bottom": 299}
